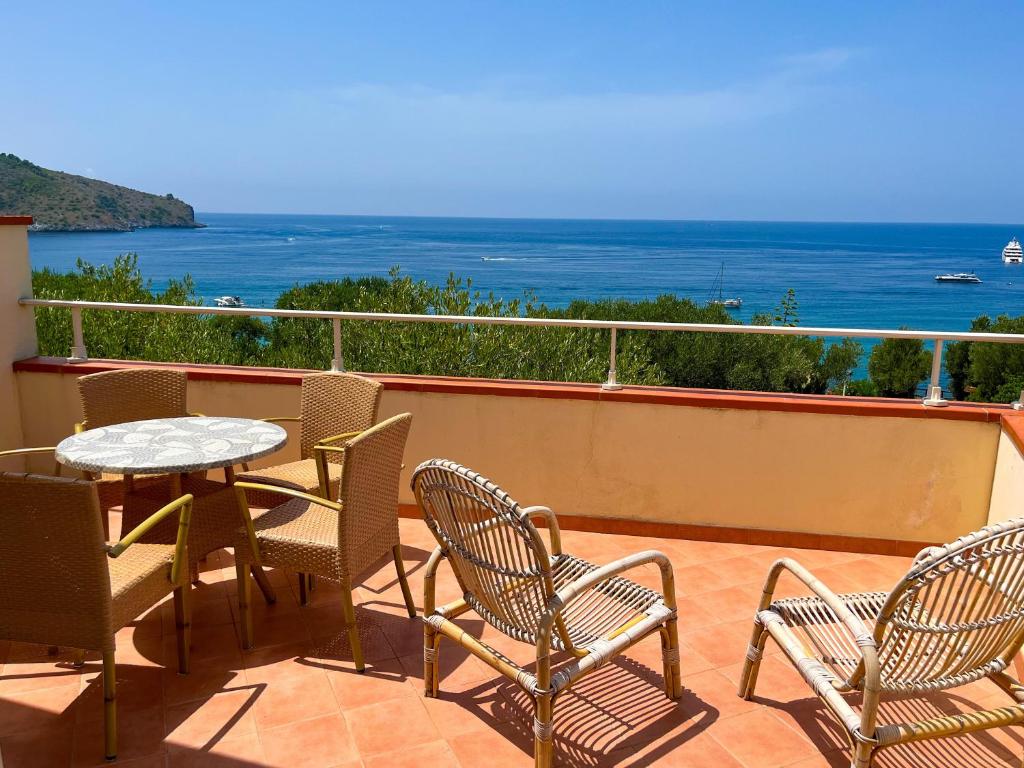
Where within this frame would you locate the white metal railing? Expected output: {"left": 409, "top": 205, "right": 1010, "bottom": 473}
{"left": 18, "top": 297, "right": 1024, "bottom": 407}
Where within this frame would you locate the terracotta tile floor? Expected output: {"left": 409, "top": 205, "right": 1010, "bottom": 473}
{"left": 2, "top": 517, "right": 1023, "bottom": 767}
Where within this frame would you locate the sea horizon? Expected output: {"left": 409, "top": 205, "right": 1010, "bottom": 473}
{"left": 27, "top": 213, "right": 1024, "bottom": 345}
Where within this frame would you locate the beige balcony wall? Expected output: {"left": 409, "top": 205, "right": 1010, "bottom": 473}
{"left": 988, "top": 424, "right": 1024, "bottom": 526}
{"left": 0, "top": 220, "right": 36, "bottom": 453}
{"left": 15, "top": 367, "right": 1000, "bottom": 543}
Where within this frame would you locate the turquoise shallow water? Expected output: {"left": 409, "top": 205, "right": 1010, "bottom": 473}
{"left": 28, "top": 213, "right": 1024, "bottom": 333}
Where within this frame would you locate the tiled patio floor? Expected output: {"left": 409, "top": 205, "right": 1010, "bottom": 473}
{"left": 2, "top": 517, "right": 1023, "bottom": 767}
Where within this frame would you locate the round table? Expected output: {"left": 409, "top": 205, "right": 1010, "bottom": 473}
{"left": 56, "top": 416, "right": 287, "bottom": 476}
{"left": 57, "top": 416, "right": 288, "bottom": 603}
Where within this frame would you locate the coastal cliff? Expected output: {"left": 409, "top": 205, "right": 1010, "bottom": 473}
{"left": 0, "top": 153, "right": 203, "bottom": 232}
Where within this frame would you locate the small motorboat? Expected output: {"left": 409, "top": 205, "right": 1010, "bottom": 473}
{"left": 935, "top": 273, "right": 982, "bottom": 283}
{"left": 1003, "top": 237, "right": 1022, "bottom": 263}
{"left": 214, "top": 296, "right": 245, "bottom": 307}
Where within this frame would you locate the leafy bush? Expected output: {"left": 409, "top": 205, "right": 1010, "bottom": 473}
{"left": 32, "top": 254, "right": 866, "bottom": 393}
{"left": 867, "top": 334, "right": 932, "bottom": 398}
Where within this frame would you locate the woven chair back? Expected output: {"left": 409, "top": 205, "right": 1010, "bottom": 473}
{"left": 875, "top": 518, "right": 1024, "bottom": 692}
{"left": 336, "top": 412, "right": 412, "bottom": 577}
{"left": 0, "top": 473, "right": 113, "bottom": 651}
{"left": 299, "top": 373, "right": 383, "bottom": 461}
{"left": 78, "top": 368, "right": 188, "bottom": 429}
{"left": 412, "top": 460, "right": 557, "bottom": 645}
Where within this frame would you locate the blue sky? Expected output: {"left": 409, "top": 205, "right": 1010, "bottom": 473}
{"left": 4, "top": 2, "right": 1022, "bottom": 222}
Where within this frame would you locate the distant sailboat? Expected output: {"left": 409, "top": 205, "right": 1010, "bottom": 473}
{"left": 708, "top": 264, "right": 742, "bottom": 309}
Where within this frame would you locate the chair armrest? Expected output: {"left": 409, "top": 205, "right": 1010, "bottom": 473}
{"left": 261, "top": 417, "right": 302, "bottom": 425}
{"left": 0, "top": 447, "right": 62, "bottom": 476}
{"left": 188, "top": 411, "right": 205, "bottom": 417}
{"left": 74, "top": 422, "right": 86, "bottom": 434}
{"left": 233, "top": 481, "right": 342, "bottom": 512}
{"left": 522, "top": 506, "right": 562, "bottom": 555}
{"left": 316, "top": 430, "right": 363, "bottom": 447}
{"left": 761, "top": 558, "right": 875, "bottom": 643}
{"left": 107, "top": 494, "right": 194, "bottom": 585}
{"left": 553, "top": 550, "right": 675, "bottom": 611}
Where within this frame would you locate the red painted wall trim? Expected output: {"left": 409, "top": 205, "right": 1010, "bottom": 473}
{"left": 0, "top": 216, "right": 33, "bottom": 225}
{"left": 397, "top": 504, "right": 931, "bottom": 557}
{"left": 12, "top": 356, "right": 1011, "bottom": 424}
{"left": 1002, "top": 412, "right": 1024, "bottom": 456}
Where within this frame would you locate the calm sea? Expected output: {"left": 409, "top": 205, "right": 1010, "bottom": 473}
{"left": 27, "top": 213, "right": 1024, "bottom": 333}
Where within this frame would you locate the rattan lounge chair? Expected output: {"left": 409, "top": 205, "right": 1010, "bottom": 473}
{"left": 233, "top": 413, "right": 415, "bottom": 668}
{"left": 238, "top": 372, "right": 383, "bottom": 507}
{"left": 739, "top": 518, "right": 1024, "bottom": 768}
{"left": 0, "top": 471, "right": 193, "bottom": 761}
{"left": 76, "top": 368, "right": 201, "bottom": 533}
{"left": 411, "top": 459, "right": 682, "bottom": 768}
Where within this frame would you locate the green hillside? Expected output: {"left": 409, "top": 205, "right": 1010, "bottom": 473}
{"left": 0, "top": 153, "right": 203, "bottom": 231}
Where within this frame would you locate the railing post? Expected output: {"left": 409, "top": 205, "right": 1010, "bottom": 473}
{"left": 330, "top": 317, "right": 344, "bottom": 372}
{"left": 602, "top": 327, "right": 623, "bottom": 391}
{"left": 922, "top": 338, "right": 947, "bottom": 406}
{"left": 68, "top": 306, "right": 88, "bottom": 362}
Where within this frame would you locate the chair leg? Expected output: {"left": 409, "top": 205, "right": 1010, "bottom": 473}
{"left": 851, "top": 741, "right": 874, "bottom": 768}
{"left": 534, "top": 693, "right": 554, "bottom": 768}
{"left": 236, "top": 561, "right": 254, "bottom": 650}
{"left": 190, "top": 561, "right": 201, "bottom": 586}
{"left": 173, "top": 584, "right": 192, "bottom": 674}
{"left": 424, "top": 625, "right": 440, "bottom": 697}
{"left": 102, "top": 650, "right": 117, "bottom": 761}
{"left": 339, "top": 584, "right": 365, "bottom": 673}
{"left": 738, "top": 617, "right": 769, "bottom": 700}
{"left": 660, "top": 619, "right": 683, "bottom": 700}
{"left": 298, "top": 572, "right": 309, "bottom": 606}
{"left": 72, "top": 649, "right": 86, "bottom": 668}
{"left": 393, "top": 543, "right": 416, "bottom": 618}
{"left": 308, "top": 574, "right": 317, "bottom": 591}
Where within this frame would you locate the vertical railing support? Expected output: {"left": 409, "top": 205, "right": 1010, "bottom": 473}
{"left": 68, "top": 307, "right": 88, "bottom": 362}
{"left": 923, "top": 338, "right": 947, "bottom": 406}
{"left": 602, "top": 327, "right": 623, "bottom": 391}
{"left": 330, "top": 318, "right": 345, "bottom": 372}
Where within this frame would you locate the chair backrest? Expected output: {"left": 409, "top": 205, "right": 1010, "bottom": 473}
{"left": 336, "top": 412, "right": 412, "bottom": 577}
{"left": 412, "top": 459, "right": 557, "bottom": 646}
{"left": 0, "top": 473, "right": 114, "bottom": 651}
{"left": 78, "top": 368, "right": 189, "bottom": 429}
{"left": 299, "top": 373, "right": 383, "bottom": 461}
{"left": 874, "top": 518, "right": 1024, "bottom": 692}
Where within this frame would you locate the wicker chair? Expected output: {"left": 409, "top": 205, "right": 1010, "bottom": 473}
{"left": 238, "top": 372, "right": 383, "bottom": 508}
{"left": 233, "top": 413, "right": 415, "bottom": 669}
{"left": 411, "top": 459, "right": 682, "bottom": 768}
{"left": 76, "top": 368, "right": 200, "bottom": 532}
{"left": 739, "top": 518, "right": 1024, "bottom": 768}
{"left": 0, "top": 471, "right": 193, "bottom": 761}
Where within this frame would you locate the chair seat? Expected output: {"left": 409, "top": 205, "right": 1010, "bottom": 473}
{"left": 767, "top": 591, "right": 888, "bottom": 680}
{"left": 237, "top": 497, "right": 344, "bottom": 577}
{"left": 238, "top": 459, "right": 342, "bottom": 503}
{"left": 108, "top": 542, "right": 175, "bottom": 631}
{"left": 462, "top": 553, "right": 671, "bottom": 655}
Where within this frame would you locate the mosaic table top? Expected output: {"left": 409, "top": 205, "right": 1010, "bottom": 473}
{"left": 56, "top": 416, "right": 287, "bottom": 475}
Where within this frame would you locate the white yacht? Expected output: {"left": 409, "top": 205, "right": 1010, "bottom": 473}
{"left": 1003, "top": 237, "right": 1022, "bottom": 263}
{"left": 214, "top": 296, "right": 245, "bottom": 307}
{"left": 707, "top": 264, "right": 742, "bottom": 309}
{"left": 935, "top": 273, "right": 982, "bottom": 283}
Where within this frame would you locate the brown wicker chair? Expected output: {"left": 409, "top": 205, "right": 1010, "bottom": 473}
{"left": 233, "top": 413, "right": 415, "bottom": 669}
{"left": 238, "top": 372, "right": 383, "bottom": 508}
{"left": 411, "top": 459, "right": 682, "bottom": 768}
{"left": 76, "top": 368, "right": 201, "bottom": 533}
{"left": 0, "top": 471, "right": 193, "bottom": 761}
{"left": 739, "top": 517, "right": 1024, "bottom": 768}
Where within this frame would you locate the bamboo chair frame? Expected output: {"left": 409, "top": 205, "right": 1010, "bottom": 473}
{"left": 0, "top": 473, "right": 193, "bottom": 761}
{"left": 232, "top": 413, "right": 415, "bottom": 670}
{"left": 411, "top": 459, "right": 681, "bottom": 768}
{"left": 739, "top": 517, "right": 1024, "bottom": 768}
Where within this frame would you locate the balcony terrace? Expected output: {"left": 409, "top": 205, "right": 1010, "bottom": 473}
{"left": 3, "top": 217, "right": 1024, "bottom": 767}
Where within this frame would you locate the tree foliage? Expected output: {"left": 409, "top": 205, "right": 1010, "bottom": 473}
{"left": 867, "top": 334, "right": 932, "bottom": 398}
{"left": 945, "top": 315, "right": 1024, "bottom": 403}
{"left": 32, "top": 254, "right": 869, "bottom": 394}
